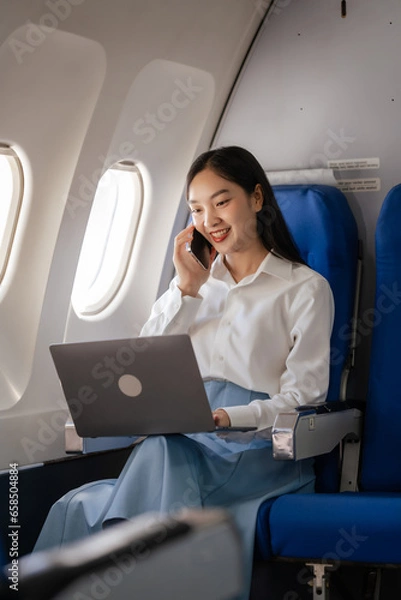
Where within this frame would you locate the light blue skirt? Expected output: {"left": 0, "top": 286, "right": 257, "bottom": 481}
{"left": 34, "top": 381, "right": 315, "bottom": 599}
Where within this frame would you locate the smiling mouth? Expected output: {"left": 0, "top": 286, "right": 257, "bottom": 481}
{"left": 210, "top": 227, "right": 231, "bottom": 242}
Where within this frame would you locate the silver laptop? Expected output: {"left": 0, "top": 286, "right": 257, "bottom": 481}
{"left": 50, "top": 334, "right": 256, "bottom": 437}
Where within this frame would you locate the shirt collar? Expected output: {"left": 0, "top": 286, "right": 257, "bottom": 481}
{"left": 210, "top": 251, "right": 293, "bottom": 284}
{"left": 260, "top": 251, "right": 293, "bottom": 280}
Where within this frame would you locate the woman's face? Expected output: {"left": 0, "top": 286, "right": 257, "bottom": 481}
{"left": 187, "top": 168, "right": 263, "bottom": 256}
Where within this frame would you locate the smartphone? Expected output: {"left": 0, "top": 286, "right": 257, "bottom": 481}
{"left": 186, "top": 228, "right": 213, "bottom": 270}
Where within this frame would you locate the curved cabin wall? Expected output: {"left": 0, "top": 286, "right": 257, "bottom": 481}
{"left": 0, "top": 0, "right": 264, "bottom": 468}
{"left": 0, "top": 25, "right": 106, "bottom": 411}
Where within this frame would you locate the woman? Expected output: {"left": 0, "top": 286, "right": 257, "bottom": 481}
{"left": 35, "top": 146, "right": 334, "bottom": 599}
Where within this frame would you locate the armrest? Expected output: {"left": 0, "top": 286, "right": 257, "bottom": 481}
{"left": 272, "top": 401, "right": 363, "bottom": 460}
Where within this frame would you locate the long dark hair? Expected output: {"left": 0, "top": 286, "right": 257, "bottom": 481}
{"left": 186, "top": 146, "right": 306, "bottom": 265}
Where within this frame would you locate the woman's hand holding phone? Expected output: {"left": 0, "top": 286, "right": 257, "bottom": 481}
{"left": 174, "top": 225, "right": 215, "bottom": 297}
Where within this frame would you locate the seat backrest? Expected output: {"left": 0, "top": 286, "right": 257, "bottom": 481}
{"left": 274, "top": 184, "right": 359, "bottom": 401}
{"left": 185, "top": 184, "right": 359, "bottom": 491}
{"left": 360, "top": 184, "right": 401, "bottom": 492}
{"left": 274, "top": 185, "right": 359, "bottom": 493}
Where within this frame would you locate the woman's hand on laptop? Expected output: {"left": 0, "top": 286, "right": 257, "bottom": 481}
{"left": 213, "top": 408, "right": 231, "bottom": 428}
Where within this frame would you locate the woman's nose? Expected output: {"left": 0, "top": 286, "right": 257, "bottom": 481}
{"left": 204, "top": 208, "right": 220, "bottom": 229}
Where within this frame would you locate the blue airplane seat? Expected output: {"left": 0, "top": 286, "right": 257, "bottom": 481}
{"left": 360, "top": 182, "right": 401, "bottom": 492}
{"left": 263, "top": 184, "right": 401, "bottom": 596}
{"left": 254, "top": 184, "right": 360, "bottom": 563}
{"left": 275, "top": 184, "right": 359, "bottom": 490}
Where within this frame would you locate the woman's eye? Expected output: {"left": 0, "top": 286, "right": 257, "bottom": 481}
{"left": 217, "top": 199, "right": 229, "bottom": 207}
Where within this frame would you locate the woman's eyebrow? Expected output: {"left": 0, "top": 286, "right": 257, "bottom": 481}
{"left": 188, "top": 189, "right": 230, "bottom": 204}
{"left": 211, "top": 188, "right": 230, "bottom": 199}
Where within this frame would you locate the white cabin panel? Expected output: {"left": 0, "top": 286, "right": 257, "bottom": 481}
{"left": 214, "top": 0, "right": 401, "bottom": 396}
{"left": 0, "top": 25, "right": 106, "bottom": 412}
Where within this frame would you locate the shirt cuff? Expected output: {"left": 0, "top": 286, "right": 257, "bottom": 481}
{"left": 222, "top": 405, "right": 259, "bottom": 429}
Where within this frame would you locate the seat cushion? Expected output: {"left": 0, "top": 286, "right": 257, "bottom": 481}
{"left": 260, "top": 492, "right": 401, "bottom": 563}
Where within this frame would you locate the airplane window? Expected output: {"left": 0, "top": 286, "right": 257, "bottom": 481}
{"left": 0, "top": 146, "right": 23, "bottom": 283}
{"left": 72, "top": 162, "right": 143, "bottom": 316}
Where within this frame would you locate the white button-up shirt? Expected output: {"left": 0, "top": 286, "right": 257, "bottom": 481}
{"left": 141, "top": 252, "right": 334, "bottom": 430}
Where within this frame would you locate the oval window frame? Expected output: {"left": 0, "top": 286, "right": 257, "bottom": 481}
{"left": 72, "top": 161, "right": 144, "bottom": 316}
{"left": 0, "top": 145, "right": 24, "bottom": 284}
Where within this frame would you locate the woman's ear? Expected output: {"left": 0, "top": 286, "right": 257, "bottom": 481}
{"left": 253, "top": 184, "right": 264, "bottom": 211}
